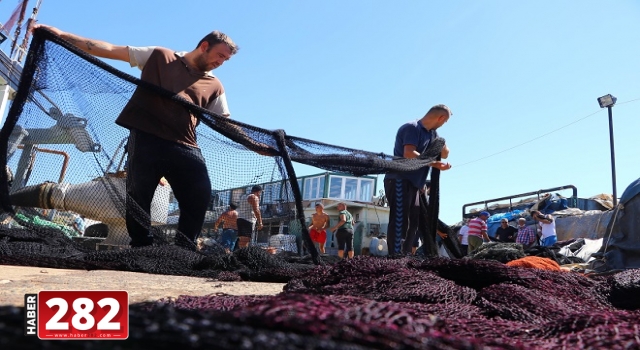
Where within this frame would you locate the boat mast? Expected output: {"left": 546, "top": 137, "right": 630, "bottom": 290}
{"left": 13, "top": 0, "right": 43, "bottom": 64}
{"left": 0, "top": 0, "right": 44, "bottom": 126}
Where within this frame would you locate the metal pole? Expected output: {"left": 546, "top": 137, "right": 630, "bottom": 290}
{"left": 607, "top": 106, "right": 618, "bottom": 207}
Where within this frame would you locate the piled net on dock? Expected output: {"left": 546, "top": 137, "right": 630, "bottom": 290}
{"left": 1, "top": 257, "right": 640, "bottom": 348}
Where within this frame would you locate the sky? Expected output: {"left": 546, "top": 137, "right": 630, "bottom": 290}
{"left": 1, "top": 0, "right": 640, "bottom": 225}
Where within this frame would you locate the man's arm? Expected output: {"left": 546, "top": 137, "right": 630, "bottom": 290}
{"left": 404, "top": 144, "right": 452, "bottom": 171}
{"left": 32, "top": 24, "right": 130, "bottom": 62}
{"left": 214, "top": 213, "right": 225, "bottom": 230}
{"left": 542, "top": 215, "right": 554, "bottom": 224}
{"left": 431, "top": 161, "right": 452, "bottom": 171}
{"left": 537, "top": 217, "right": 552, "bottom": 224}
{"left": 403, "top": 144, "right": 420, "bottom": 159}
{"left": 249, "top": 195, "right": 263, "bottom": 230}
{"left": 322, "top": 214, "right": 329, "bottom": 229}
{"left": 330, "top": 214, "right": 346, "bottom": 232}
{"left": 308, "top": 214, "right": 315, "bottom": 230}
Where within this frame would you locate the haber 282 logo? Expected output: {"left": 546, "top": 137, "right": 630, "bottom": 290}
{"left": 25, "top": 291, "right": 129, "bottom": 340}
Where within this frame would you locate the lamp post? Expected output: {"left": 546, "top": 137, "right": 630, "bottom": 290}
{"left": 597, "top": 94, "right": 618, "bottom": 207}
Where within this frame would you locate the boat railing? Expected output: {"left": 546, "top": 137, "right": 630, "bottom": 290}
{"left": 462, "top": 184, "right": 578, "bottom": 219}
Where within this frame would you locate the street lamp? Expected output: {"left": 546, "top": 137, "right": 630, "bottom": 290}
{"left": 597, "top": 94, "right": 618, "bottom": 207}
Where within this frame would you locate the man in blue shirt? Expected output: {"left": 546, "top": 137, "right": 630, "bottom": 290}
{"left": 384, "top": 104, "right": 452, "bottom": 254}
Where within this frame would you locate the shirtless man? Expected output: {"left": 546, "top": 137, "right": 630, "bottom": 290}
{"left": 308, "top": 203, "right": 330, "bottom": 254}
{"left": 214, "top": 203, "right": 239, "bottom": 253}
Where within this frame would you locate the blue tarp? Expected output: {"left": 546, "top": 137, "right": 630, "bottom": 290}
{"left": 539, "top": 193, "right": 569, "bottom": 214}
{"left": 486, "top": 210, "right": 525, "bottom": 223}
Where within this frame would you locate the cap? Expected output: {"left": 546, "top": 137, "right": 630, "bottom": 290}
{"left": 479, "top": 211, "right": 490, "bottom": 217}
{"left": 251, "top": 185, "right": 263, "bottom": 192}
{"left": 501, "top": 218, "right": 508, "bottom": 223}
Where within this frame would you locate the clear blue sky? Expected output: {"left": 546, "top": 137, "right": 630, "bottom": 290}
{"left": 2, "top": 0, "right": 640, "bottom": 224}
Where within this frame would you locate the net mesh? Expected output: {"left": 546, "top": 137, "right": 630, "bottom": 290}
{"left": 1, "top": 29, "right": 639, "bottom": 349}
{"left": 0, "top": 28, "right": 443, "bottom": 265}
{"left": 2, "top": 257, "right": 640, "bottom": 348}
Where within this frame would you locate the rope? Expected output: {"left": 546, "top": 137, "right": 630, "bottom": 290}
{"left": 600, "top": 203, "right": 622, "bottom": 257}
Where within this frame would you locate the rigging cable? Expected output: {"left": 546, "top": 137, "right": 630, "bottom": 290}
{"left": 454, "top": 97, "right": 640, "bottom": 168}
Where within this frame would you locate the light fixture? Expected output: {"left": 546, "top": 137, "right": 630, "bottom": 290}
{"left": 597, "top": 94, "right": 617, "bottom": 108}
{"left": 597, "top": 93, "right": 618, "bottom": 207}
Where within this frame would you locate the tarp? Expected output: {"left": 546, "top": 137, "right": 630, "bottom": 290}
{"left": 558, "top": 238, "right": 603, "bottom": 262}
{"left": 554, "top": 210, "right": 614, "bottom": 241}
{"left": 592, "top": 178, "right": 640, "bottom": 271}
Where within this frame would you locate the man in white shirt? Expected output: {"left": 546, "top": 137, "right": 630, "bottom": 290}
{"left": 457, "top": 220, "right": 470, "bottom": 256}
{"left": 531, "top": 210, "right": 557, "bottom": 247}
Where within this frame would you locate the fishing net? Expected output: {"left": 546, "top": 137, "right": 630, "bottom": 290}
{"left": 506, "top": 256, "right": 562, "bottom": 270}
{"left": 0, "top": 27, "right": 444, "bottom": 269}
{"left": 1, "top": 28, "right": 639, "bottom": 349}
{"left": 605, "top": 268, "right": 640, "bottom": 310}
{"left": 2, "top": 257, "right": 640, "bottom": 348}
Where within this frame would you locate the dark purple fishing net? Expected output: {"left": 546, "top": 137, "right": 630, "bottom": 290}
{"left": 2, "top": 256, "right": 640, "bottom": 349}
{"left": 605, "top": 268, "right": 640, "bottom": 310}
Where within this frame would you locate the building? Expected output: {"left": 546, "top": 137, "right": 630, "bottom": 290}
{"left": 188, "top": 172, "right": 390, "bottom": 256}
{"left": 297, "top": 172, "right": 388, "bottom": 255}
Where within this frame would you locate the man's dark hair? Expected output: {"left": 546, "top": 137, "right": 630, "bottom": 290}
{"left": 251, "top": 185, "right": 263, "bottom": 193}
{"left": 197, "top": 31, "right": 239, "bottom": 54}
{"left": 427, "top": 104, "right": 452, "bottom": 116}
{"left": 531, "top": 210, "right": 547, "bottom": 220}
{"left": 229, "top": 203, "right": 238, "bottom": 210}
